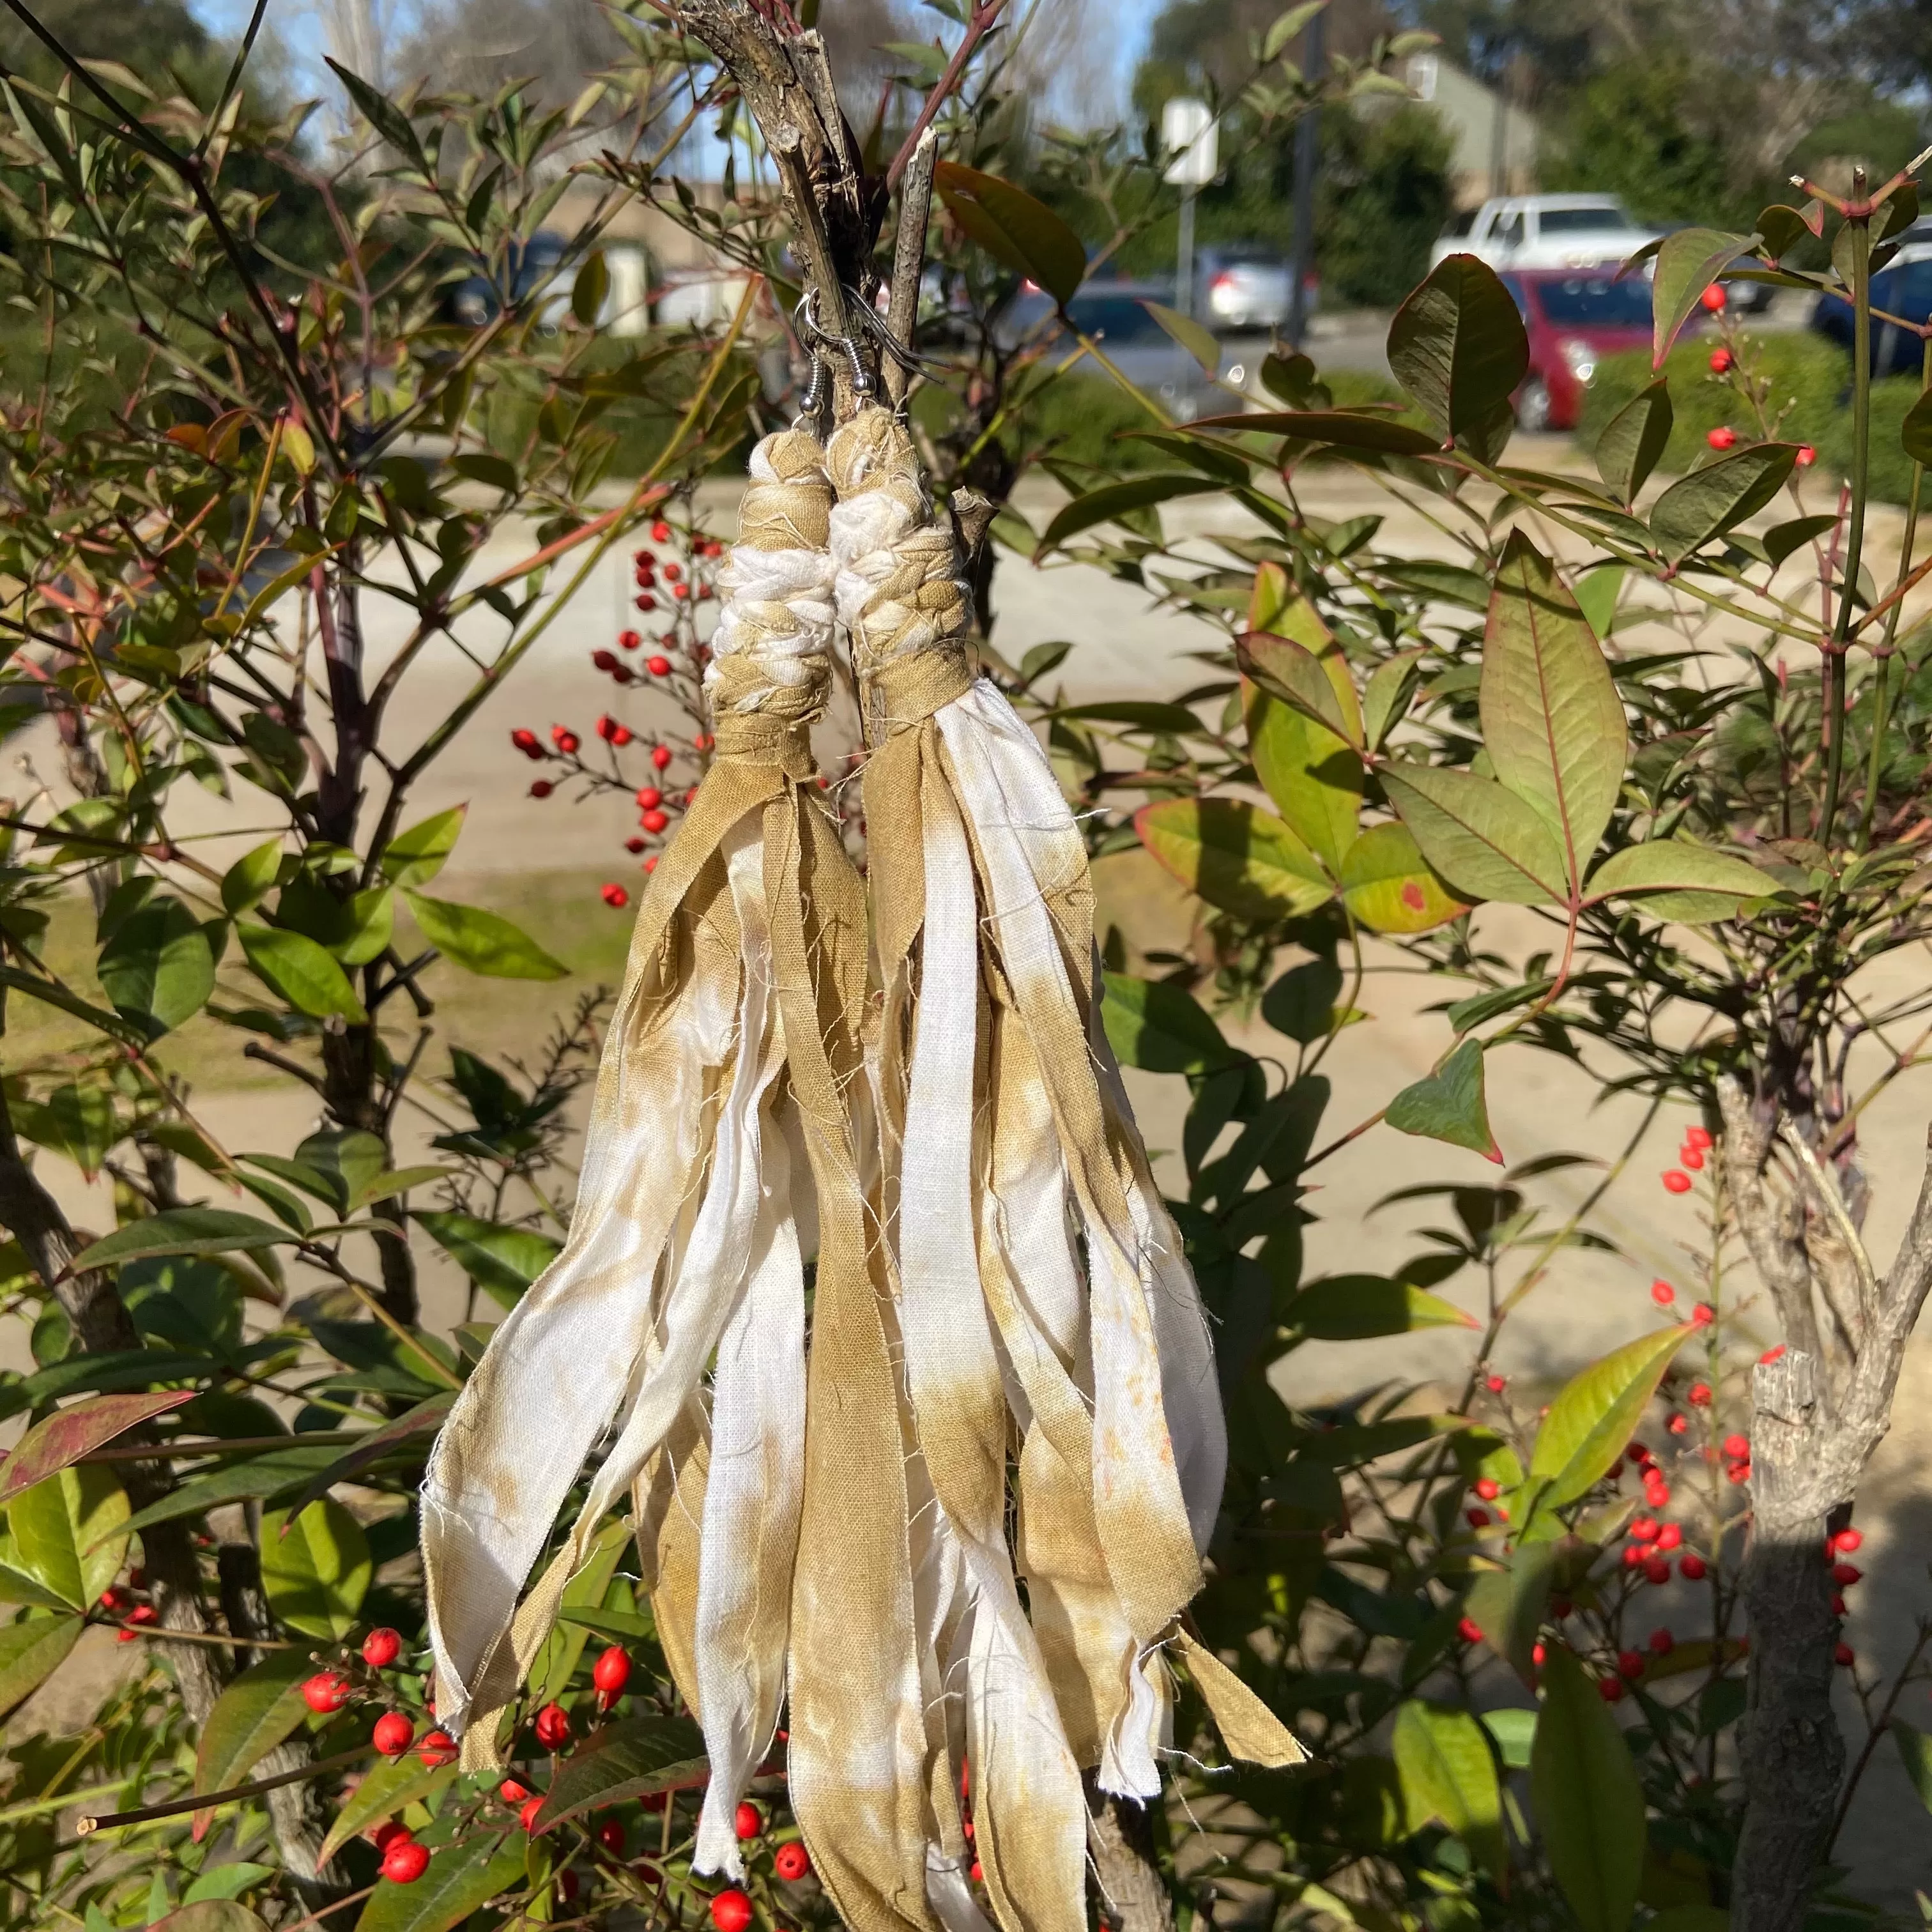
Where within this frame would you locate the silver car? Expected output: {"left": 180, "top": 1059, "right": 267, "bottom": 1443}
{"left": 1199, "top": 248, "right": 1293, "bottom": 332}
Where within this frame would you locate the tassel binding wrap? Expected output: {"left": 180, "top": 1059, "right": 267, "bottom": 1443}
{"left": 824, "top": 404, "right": 1304, "bottom": 1932}
{"left": 420, "top": 426, "right": 888, "bottom": 1881}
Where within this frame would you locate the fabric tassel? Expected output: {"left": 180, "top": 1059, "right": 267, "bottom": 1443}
{"left": 420, "top": 428, "right": 884, "bottom": 1882}
{"left": 824, "top": 404, "right": 1303, "bottom": 1931}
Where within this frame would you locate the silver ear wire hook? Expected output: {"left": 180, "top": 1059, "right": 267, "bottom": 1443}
{"left": 797, "top": 288, "right": 874, "bottom": 401}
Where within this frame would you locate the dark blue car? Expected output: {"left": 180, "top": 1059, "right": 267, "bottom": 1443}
{"left": 1811, "top": 235, "right": 1932, "bottom": 378}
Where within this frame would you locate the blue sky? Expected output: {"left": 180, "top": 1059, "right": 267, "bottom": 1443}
{"left": 187, "top": 0, "right": 1161, "bottom": 123}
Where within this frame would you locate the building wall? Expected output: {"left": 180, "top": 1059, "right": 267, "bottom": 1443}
{"left": 1402, "top": 53, "right": 1539, "bottom": 207}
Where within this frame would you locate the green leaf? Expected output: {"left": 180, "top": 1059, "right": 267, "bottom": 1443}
{"left": 220, "top": 839, "right": 284, "bottom": 917}
{"left": 1754, "top": 204, "right": 1816, "bottom": 262}
{"left": 1763, "top": 514, "right": 1840, "bottom": 567}
{"left": 6, "top": 1466, "right": 128, "bottom": 1608}
{"left": 1100, "top": 973, "right": 1238, "bottom": 1075}
{"left": 525, "top": 1519, "right": 631, "bottom": 1708}
{"left": 1528, "top": 1324, "right": 1692, "bottom": 1513}
{"left": 571, "top": 249, "right": 608, "bottom": 327}
{"left": 1140, "top": 300, "right": 1220, "bottom": 373}
{"left": 195, "top": 1648, "right": 314, "bottom": 1798}
{"left": 1902, "top": 385, "right": 1932, "bottom": 466}
{"left": 323, "top": 59, "right": 427, "bottom": 171}
{"left": 415, "top": 1211, "right": 560, "bottom": 1309}
{"left": 1262, "top": 958, "right": 1342, "bottom": 1045}
{"left": 1593, "top": 378, "right": 1673, "bottom": 505}
{"left": 402, "top": 893, "right": 567, "bottom": 981}
{"left": 12, "top": 1084, "right": 116, "bottom": 1176}
{"left": 97, "top": 898, "right": 215, "bottom": 1038}
{"left": 378, "top": 808, "right": 466, "bottom": 889}
{"left": 1289, "top": 1275, "right": 1477, "bottom": 1340}
{"left": 1586, "top": 842, "right": 1778, "bottom": 922}
{"left": 0, "top": 1392, "right": 181, "bottom": 1508}
{"left": 1240, "top": 620, "right": 1363, "bottom": 746}
{"left": 0, "top": 1613, "right": 84, "bottom": 1721}
{"left": 1039, "top": 473, "right": 1223, "bottom": 549}
{"left": 1245, "top": 686, "right": 1362, "bottom": 874}
{"left": 1530, "top": 1647, "right": 1645, "bottom": 1932}
{"left": 1388, "top": 254, "right": 1528, "bottom": 447}
{"left": 933, "top": 162, "right": 1086, "bottom": 306}
{"left": 1261, "top": 2, "right": 1324, "bottom": 62}
{"left": 1190, "top": 408, "right": 1440, "bottom": 456}
{"left": 71, "top": 1209, "right": 299, "bottom": 1273}
{"left": 1573, "top": 567, "right": 1623, "bottom": 639}
{"left": 180, "top": 1866, "right": 277, "bottom": 1906}
{"left": 1651, "top": 227, "right": 1756, "bottom": 367}
{"left": 1384, "top": 1040, "right": 1499, "bottom": 1163}
{"left": 1465, "top": 1538, "right": 1556, "bottom": 1683}
{"left": 533, "top": 1712, "right": 709, "bottom": 1830}
{"left": 118, "top": 1445, "right": 348, "bottom": 1539}
{"left": 1480, "top": 533, "right": 1627, "bottom": 884}
{"left": 1135, "top": 799, "right": 1335, "bottom": 921}
{"left": 318, "top": 1753, "right": 458, "bottom": 1867}
{"left": 1339, "top": 824, "right": 1468, "bottom": 935}
{"left": 278, "top": 1393, "right": 454, "bottom": 1524}
{"left": 351, "top": 1830, "right": 528, "bottom": 1932}
{"left": 1481, "top": 1706, "right": 1537, "bottom": 1770}
{"left": 238, "top": 924, "right": 367, "bottom": 1023}
{"left": 1892, "top": 1715, "right": 1932, "bottom": 1814}
{"left": 0, "top": 963, "right": 147, "bottom": 1046}
{"left": 1379, "top": 763, "right": 1568, "bottom": 905}
{"left": 1392, "top": 1700, "right": 1506, "bottom": 1880}
{"left": 259, "top": 1499, "right": 370, "bottom": 1639}
{"left": 1650, "top": 444, "right": 1800, "bottom": 564}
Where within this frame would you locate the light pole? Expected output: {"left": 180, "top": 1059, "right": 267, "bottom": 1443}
{"left": 1162, "top": 96, "right": 1217, "bottom": 320}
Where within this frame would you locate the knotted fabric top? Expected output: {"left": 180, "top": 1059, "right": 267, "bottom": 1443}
{"left": 708, "top": 425, "right": 838, "bottom": 774}
{"left": 825, "top": 408, "right": 975, "bottom": 740}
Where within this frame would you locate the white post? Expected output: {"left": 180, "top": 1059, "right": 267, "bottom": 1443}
{"left": 1162, "top": 97, "right": 1216, "bottom": 322}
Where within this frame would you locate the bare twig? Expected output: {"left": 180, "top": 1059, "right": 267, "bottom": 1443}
{"left": 883, "top": 128, "right": 939, "bottom": 410}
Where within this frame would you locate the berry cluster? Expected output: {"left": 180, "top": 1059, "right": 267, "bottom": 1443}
{"left": 1698, "top": 287, "right": 1818, "bottom": 464}
{"left": 508, "top": 515, "right": 725, "bottom": 910}
{"left": 97, "top": 1570, "right": 158, "bottom": 1641}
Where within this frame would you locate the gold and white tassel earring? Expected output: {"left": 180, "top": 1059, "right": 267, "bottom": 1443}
{"left": 420, "top": 426, "right": 877, "bottom": 1887}
{"left": 824, "top": 402, "right": 1303, "bottom": 1932}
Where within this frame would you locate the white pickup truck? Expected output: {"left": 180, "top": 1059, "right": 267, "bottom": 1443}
{"left": 1429, "top": 194, "right": 1662, "bottom": 273}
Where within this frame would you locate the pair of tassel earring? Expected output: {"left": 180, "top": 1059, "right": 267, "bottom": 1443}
{"left": 420, "top": 403, "right": 1302, "bottom": 1932}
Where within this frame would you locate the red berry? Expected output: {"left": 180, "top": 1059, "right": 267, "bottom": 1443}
{"left": 970, "top": 1860, "right": 984, "bottom": 1883}
{"left": 625, "top": 837, "right": 647, "bottom": 854}
{"left": 619, "top": 629, "right": 642, "bottom": 650}
{"left": 1466, "top": 1506, "right": 1490, "bottom": 1528}
{"left": 1681, "top": 1146, "right": 1705, "bottom": 1170}
{"left": 1832, "top": 1593, "right": 1847, "bottom": 1614}
{"left": 1663, "top": 1170, "right": 1693, "bottom": 1193}
{"left": 1598, "top": 1676, "right": 1625, "bottom": 1702}
{"left": 533, "top": 1703, "right": 571, "bottom": 1750}
{"left": 612, "top": 725, "right": 633, "bottom": 746}
{"left": 647, "top": 655, "right": 672, "bottom": 677}
{"left": 774, "top": 1841, "right": 811, "bottom": 1882}
{"left": 1680, "top": 1553, "right": 1708, "bottom": 1581}
{"left": 593, "top": 649, "right": 619, "bottom": 673}
{"left": 1836, "top": 1642, "right": 1855, "bottom": 1667}
{"left": 643, "top": 856, "right": 659, "bottom": 874}
{"left": 636, "top": 593, "right": 657, "bottom": 611}
{"left": 382, "top": 1839, "right": 431, "bottom": 1884}
{"left": 593, "top": 1645, "right": 631, "bottom": 1696}
{"left": 1485, "top": 1374, "right": 1506, "bottom": 1393}
{"left": 663, "top": 562, "right": 684, "bottom": 583}
{"left": 551, "top": 725, "right": 579, "bottom": 753}
{"left": 500, "top": 1779, "right": 531, "bottom": 1805}
{"left": 1726, "top": 1461, "right": 1752, "bottom": 1484}
{"left": 1796, "top": 445, "right": 1817, "bottom": 467}
{"left": 652, "top": 519, "right": 671, "bottom": 542}
{"left": 417, "top": 1728, "right": 457, "bottom": 1767}
{"left": 1657, "top": 1524, "right": 1683, "bottom": 1552}
{"left": 1832, "top": 1562, "right": 1862, "bottom": 1587}
{"left": 1643, "top": 1556, "right": 1671, "bottom": 1585}
{"left": 1706, "top": 425, "right": 1737, "bottom": 451}
{"left": 1622, "top": 1545, "right": 1645, "bottom": 1568}
{"left": 735, "top": 1800, "right": 763, "bottom": 1840}
{"left": 511, "top": 728, "right": 542, "bottom": 758}
{"left": 1651, "top": 1280, "right": 1675, "bottom": 1305}
{"left": 1475, "top": 1477, "right": 1501, "bottom": 1501}
{"left": 1646, "top": 1482, "right": 1672, "bottom": 1508}
{"left": 1531, "top": 1641, "right": 1547, "bottom": 1666}
{"left": 1668, "top": 1414, "right": 1689, "bottom": 1435}
{"left": 1689, "top": 1383, "right": 1712, "bottom": 1406}
{"left": 641, "top": 808, "right": 669, "bottom": 834}
{"left": 530, "top": 779, "right": 553, "bottom": 799}
{"left": 1760, "top": 1344, "right": 1786, "bottom": 1364}
{"left": 520, "top": 1795, "right": 546, "bottom": 1831}
{"left": 372, "top": 1820, "right": 411, "bottom": 1852}
{"left": 1701, "top": 283, "right": 1728, "bottom": 312}
{"left": 1649, "top": 1629, "right": 1675, "bottom": 1655}
{"left": 1834, "top": 1528, "right": 1864, "bottom": 1554}
{"left": 597, "top": 714, "right": 619, "bottom": 741}
{"left": 372, "top": 1712, "right": 414, "bottom": 1757}
{"left": 362, "top": 1627, "right": 402, "bottom": 1669}
{"left": 1685, "top": 1126, "right": 1713, "bottom": 1149}
{"left": 1630, "top": 1517, "right": 1659, "bottom": 1544}
{"left": 634, "top": 786, "right": 663, "bottom": 809}
{"left": 1710, "top": 347, "right": 1734, "bottom": 373}
{"left": 710, "top": 1889, "right": 755, "bottom": 1932}
{"left": 1457, "top": 1616, "right": 1484, "bottom": 1644}
{"left": 303, "top": 1673, "right": 351, "bottom": 1715}
{"left": 1617, "top": 1649, "right": 1644, "bottom": 1679}
{"left": 601, "top": 884, "right": 629, "bottom": 908}
{"left": 673, "top": 583, "right": 691, "bottom": 602}
{"left": 652, "top": 744, "right": 673, "bottom": 770}
{"left": 1722, "top": 1434, "right": 1750, "bottom": 1460}
{"left": 694, "top": 733, "right": 714, "bottom": 751}
{"left": 597, "top": 1818, "right": 626, "bottom": 1853}
{"left": 1690, "top": 1303, "right": 1714, "bottom": 1328}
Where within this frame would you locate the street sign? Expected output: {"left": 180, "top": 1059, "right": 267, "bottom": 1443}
{"left": 1161, "top": 97, "right": 1218, "bottom": 187}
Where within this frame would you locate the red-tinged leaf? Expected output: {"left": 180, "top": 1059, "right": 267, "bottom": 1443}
{"left": 194, "top": 1650, "right": 316, "bottom": 1838}
{"left": 1191, "top": 408, "right": 1440, "bottom": 456}
{"left": 350, "top": 1829, "right": 529, "bottom": 1932}
{"left": 1388, "top": 255, "right": 1528, "bottom": 451}
{"left": 933, "top": 162, "right": 1085, "bottom": 306}
{"left": 533, "top": 1713, "right": 709, "bottom": 1830}
{"left": 1135, "top": 799, "right": 1335, "bottom": 921}
{"left": 0, "top": 1392, "right": 183, "bottom": 1508}
{"left": 1650, "top": 227, "right": 1756, "bottom": 367}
